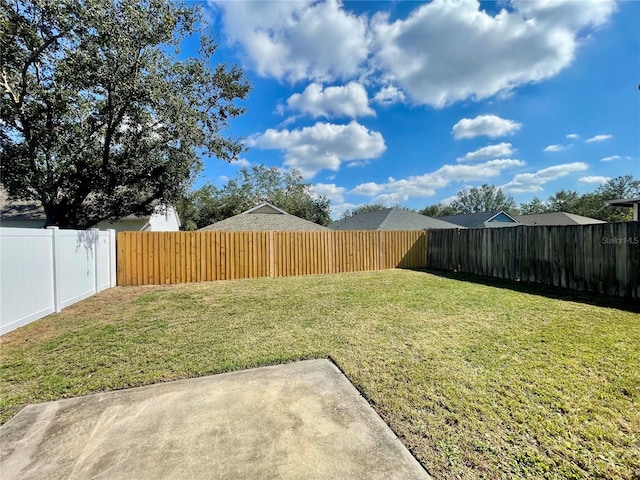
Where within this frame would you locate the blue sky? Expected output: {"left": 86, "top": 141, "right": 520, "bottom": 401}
{"left": 194, "top": 0, "right": 639, "bottom": 218}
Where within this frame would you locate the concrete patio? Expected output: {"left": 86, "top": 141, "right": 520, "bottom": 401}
{"left": 0, "top": 359, "right": 431, "bottom": 479}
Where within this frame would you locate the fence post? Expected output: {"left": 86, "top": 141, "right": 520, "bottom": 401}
{"left": 108, "top": 229, "right": 116, "bottom": 287}
{"left": 91, "top": 228, "right": 100, "bottom": 294}
{"left": 47, "top": 226, "right": 63, "bottom": 312}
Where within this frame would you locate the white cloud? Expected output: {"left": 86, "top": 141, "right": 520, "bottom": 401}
{"left": 249, "top": 121, "right": 386, "bottom": 178}
{"left": 215, "top": 0, "right": 369, "bottom": 83}
{"left": 502, "top": 162, "right": 589, "bottom": 193}
{"left": 600, "top": 155, "right": 631, "bottom": 162}
{"left": 350, "top": 182, "right": 386, "bottom": 196}
{"left": 566, "top": 133, "right": 580, "bottom": 140}
{"left": 371, "top": 0, "right": 616, "bottom": 107}
{"left": 285, "top": 82, "right": 374, "bottom": 118}
{"left": 312, "top": 183, "right": 356, "bottom": 219}
{"left": 229, "top": 157, "right": 251, "bottom": 167}
{"left": 373, "top": 85, "right": 406, "bottom": 105}
{"left": 312, "top": 183, "right": 351, "bottom": 218}
{"left": 215, "top": 0, "right": 616, "bottom": 106}
{"left": 329, "top": 202, "right": 358, "bottom": 219}
{"left": 452, "top": 115, "right": 522, "bottom": 140}
{"left": 312, "top": 183, "right": 346, "bottom": 203}
{"left": 350, "top": 158, "right": 524, "bottom": 204}
{"left": 543, "top": 144, "right": 566, "bottom": 152}
{"left": 457, "top": 142, "right": 514, "bottom": 162}
{"left": 585, "top": 134, "right": 612, "bottom": 143}
{"left": 579, "top": 176, "right": 611, "bottom": 184}
{"left": 439, "top": 195, "right": 458, "bottom": 206}
{"left": 512, "top": 0, "right": 615, "bottom": 31}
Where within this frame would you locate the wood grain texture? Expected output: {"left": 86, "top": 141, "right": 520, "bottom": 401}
{"left": 117, "top": 230, "right": 428, "bottom": 286}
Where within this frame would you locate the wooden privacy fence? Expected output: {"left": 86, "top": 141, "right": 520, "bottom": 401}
{"left": 427, "top": 222, "right": 639, "bottom": 298}
{"left": 117, "top": 230, "right": 427, "bottom": 286}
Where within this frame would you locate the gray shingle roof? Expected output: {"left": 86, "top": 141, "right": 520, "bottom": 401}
{"left": 514, "top": 212, "right": 605, "bottom": 226}
{"left": 199, "top": 203, "right": 330, "bottom": 231}
{"left": 0, "top": 188, "right": 45, "bottom": 220}
{"left": 437, "top": 211, "right": 517, "bottom": 229}
{"left": 0, "top": 187, "right": 166, "bottom": 223}
{"left": 606, "top": 197, "right": 640, "bottom": 207}
{"left": 328, "top": 208, "right": 463, "bottom": 230}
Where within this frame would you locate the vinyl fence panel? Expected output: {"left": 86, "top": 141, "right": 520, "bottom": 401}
{"left": 0, "top": 227, "right": 117, "bottom": 335}
{"left": 0, "top": 229, "right": 56, "bottom": 333}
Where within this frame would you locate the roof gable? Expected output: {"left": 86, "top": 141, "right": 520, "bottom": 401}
{"left": 437, "top": 211, "right": 518, "bottom": 229}
{"left": 487, "top": 211, "right": 517, "bottom": 223}
{"left": 329, "top": 208, "right": 462, "bottom": 230}
{"left": 243, "top": 202, "right": 288, "bottom": 215}
{"left": 200, "top": 202, "right": 329, "bottom": 231}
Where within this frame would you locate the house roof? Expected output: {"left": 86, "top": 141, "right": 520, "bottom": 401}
{"left": 514, "top": 212, "right": 605, "bottom": 226}
{"left": 0, "top": 187, "right": 175, "bottom": 226}
{"left": 606, "top": 196, "right": 640, "bottom": 207}
{"left": 328, "top": 208, "right": 463, "bottom": 230}
{"left": 199, "top": 202, "right": 330, "bottom": 231}
{"left": 243, "top": 202, "right": 289, "bottom": 214}
{"left": 437, "top": 211, "right": 518, "bottom": 229}
{"left": 0, "top": 189, "right": 45, "bottom": 220}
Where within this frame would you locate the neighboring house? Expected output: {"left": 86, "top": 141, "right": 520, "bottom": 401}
{"left": 95, "top": 205, "right": 181, "bottom": 232}
{"left": 514, "top": 212, "right": 605, "bottom": 226}
{"left": 199, "top": 202, "right": 330, "bottom": 231}
{"left": 606, "top": 197, "right": 640, "bottom": 221}
{"left": 0, "top": 189, "right": 180, "bottom": 232}
{"left": 329, "top": 208, "right": 463, "bottom": 230}
{"left": 437, "top": 211, "right": 518, "bottom": 229}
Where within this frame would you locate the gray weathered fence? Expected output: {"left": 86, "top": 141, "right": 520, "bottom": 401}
{"left": 426, "top": 222, "right": 639, "bottom": 299}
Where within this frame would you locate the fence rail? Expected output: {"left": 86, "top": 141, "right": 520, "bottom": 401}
{"left": 117, "top": 230, "right": 427, "bottom": 286}
{"left": 427, "top": 222, "right": 639, "bottom": 298}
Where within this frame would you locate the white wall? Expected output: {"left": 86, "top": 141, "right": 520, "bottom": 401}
{"left": 0, "top": 227, "right": 116, "bottom": 335}
{"left": 94, "top": 205, "right": 180, "bottom": 232}
{"left": 146, "top": 205, "right": 180, "bottom": 231}
{"left": 94, "top": 218, "right": 148, "bottom": 233}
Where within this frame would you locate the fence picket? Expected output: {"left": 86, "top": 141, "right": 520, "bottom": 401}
{"left": 426, "top": 223, "right": 638, "bottom": 299}
{"left": 118, "top": 230, "right": 427, "bottom": 286}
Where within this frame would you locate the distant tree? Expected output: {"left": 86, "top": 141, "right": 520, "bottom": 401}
{"left": 571, "top": 193, "right": 607, "bottom": 220}
{"left": 597, "top": 174, "right": 640, "bottom": 200}
{"left": 178, "top": 166, "right": 331, "bottom": 229}
{"left": 519, "top": 197, "right": 549, "bottom": 215}
{"left": 449, "top": 184, "right": 517, "bottom": 214}
{"left": 547, "top": 190, "right": 581, "bottom": 213}
{"left": 540, "top": 175, "right": 639, "bottom": 222}
{"left": 340, "top": 204, "right": 388, "bottom": 219}
{"left": 175, "top": 184, "right": 218, "bottom": 231}
{"left": 575, "top": 174, "right": 640, "bottom": 221}
{"left": 340, "top": 203, "right": 417, "bottom": 219}
{"left": 419, "top": 204, "right": 457, "bottom": 217}
{"left": 0, "top": 0, "right": 250, "bottom": 228}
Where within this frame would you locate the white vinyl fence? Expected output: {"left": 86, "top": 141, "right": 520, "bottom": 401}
{"left": 0, "top": 227, "right": 116, "bottom": 335}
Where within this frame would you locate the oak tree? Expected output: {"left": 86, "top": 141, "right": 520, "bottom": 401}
{"left": 178, "top": 165, "right": 332, "bottom": 230}
{"left": 449, "top": 184, "right": 517, "bottom": 215}
{"left": 1, "top": 0, "right": 250, "bottom": 228}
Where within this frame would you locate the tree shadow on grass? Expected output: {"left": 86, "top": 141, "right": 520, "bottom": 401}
{"left": 410, "top": 268, "right": 640, "bottom": 314}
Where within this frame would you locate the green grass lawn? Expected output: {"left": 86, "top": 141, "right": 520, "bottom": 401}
{"left": 1, "top": 269, "right": 638, "bottom": 479}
